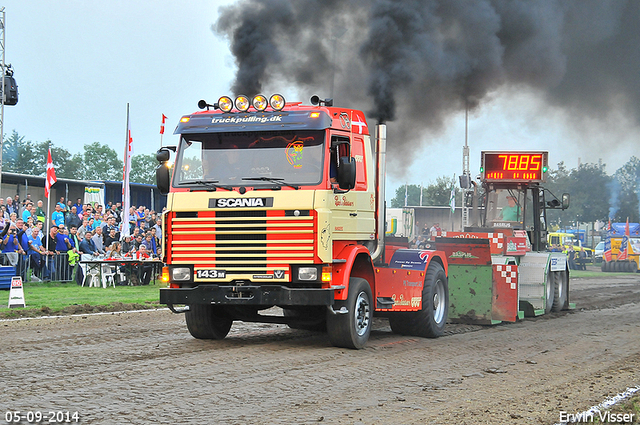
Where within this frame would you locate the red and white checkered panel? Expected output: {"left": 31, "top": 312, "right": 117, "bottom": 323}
{"left": 495, "top": 264, "right": 517, "bottom": 289}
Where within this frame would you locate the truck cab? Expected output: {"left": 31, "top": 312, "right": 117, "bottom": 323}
{"left": 156, "top": 95, "right": 449, "bottom": 349}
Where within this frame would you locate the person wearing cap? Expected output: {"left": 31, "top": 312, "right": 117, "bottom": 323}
{"left": 502, "top": 195, "right": 520, "bottom": 221}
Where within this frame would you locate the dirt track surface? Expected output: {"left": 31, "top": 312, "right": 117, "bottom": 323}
{"left": 2, "top": 273, "right": 639, "bottom": 424}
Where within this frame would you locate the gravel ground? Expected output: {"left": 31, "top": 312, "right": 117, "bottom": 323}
{"left": 1, "top": 273, "right": 639, "bottom": 424}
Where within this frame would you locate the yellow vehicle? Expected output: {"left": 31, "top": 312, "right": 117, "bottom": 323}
{"left": 601, "top": 236, "right": 640, "bottom": 272}
{"left": 547, "top": 232, "right": 594, "bottom": 258}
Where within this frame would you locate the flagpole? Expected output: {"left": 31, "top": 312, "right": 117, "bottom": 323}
{"left": 45, "top": 143, "right": 51, "bottom": 252}
{"left": 121, "top": 104, "right": 132, "bottom": 241}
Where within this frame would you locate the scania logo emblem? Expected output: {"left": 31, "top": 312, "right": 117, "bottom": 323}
{"left": 209, "top": 197, "right": 274, "bottom": 208}
{"left": 339, "top": 112, "right": 350, "bottom": 129}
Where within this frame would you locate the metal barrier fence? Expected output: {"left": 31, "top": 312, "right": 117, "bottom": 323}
{"left": 0, "top": 252, "right": 79, "bottom": 283}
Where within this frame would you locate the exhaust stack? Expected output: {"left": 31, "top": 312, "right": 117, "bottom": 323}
{"left": 371, "top": 123, "right": 386, "bottom": 262}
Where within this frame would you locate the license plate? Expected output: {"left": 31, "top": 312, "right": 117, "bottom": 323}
{"left": 196, "top": 269, "right": 227, "bottom": 279}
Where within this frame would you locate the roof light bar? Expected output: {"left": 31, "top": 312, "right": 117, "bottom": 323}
{"left": 270, "top": 94, "right": 286, "bottom": 111}
{"left": 218, "top": 96, "right": 233, "bottom": 113}
{"left": 252, "top": 94, "right": 268, "bottom": 111}
{"left": 235, "top": 95, "right": 250, "bottom": 112}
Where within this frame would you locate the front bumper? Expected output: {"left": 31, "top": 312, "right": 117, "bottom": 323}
{"left": 160, "top": 284, "right": 335, "bottom": 307}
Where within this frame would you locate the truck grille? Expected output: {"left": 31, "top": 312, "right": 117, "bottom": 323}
{"left": 166, "top": 210, "right": 316, "bottom": 278}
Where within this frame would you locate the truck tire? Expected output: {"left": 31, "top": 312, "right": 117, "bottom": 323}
{"left": 185, "top": 304, "right": 233, "bottom": 340}
{"left": 552, "top": 271, "right": 568, "bottom": 312}
{"left": 326, "top": 277, "right": 372, "bottom": 349}
{"left": 389, "top": 262, "right": 448, "bottom": 338}
{"left": 545, "top": 270, "right": 555, "bottom": 314}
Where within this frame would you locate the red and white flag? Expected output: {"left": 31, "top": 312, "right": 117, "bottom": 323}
{"left": 160, "top": 114, "right": 167, "bottom": 134}
{"left": 45, "top": 148, "right": 57, "bottom": 198}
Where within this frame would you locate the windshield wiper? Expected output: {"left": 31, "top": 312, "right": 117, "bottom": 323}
{"left": 242, "top": 177, "right": 299, "bottom": 190}
{"left": 177, "top": 179, "right": 233, "bottom": 191}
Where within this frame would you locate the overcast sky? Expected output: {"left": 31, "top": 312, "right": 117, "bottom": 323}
{"left": 3, "top": 1, "right": 639, "bottom": 201}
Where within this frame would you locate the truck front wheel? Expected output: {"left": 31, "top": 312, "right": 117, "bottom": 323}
{"left": 389, "top": 262, "right": 448, "bottom": 338}
{"left": 185, "top": 304, "right": 233, "bottom": 340}
{"left": 327, "top": 278, "right": 373, "bottom": 349}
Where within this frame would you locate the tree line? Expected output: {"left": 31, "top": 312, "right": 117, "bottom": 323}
{"left": 2, "top": 130, "right": 157, "bottom": 184}
{"left": 391, "top": 157, "right": 640, "bottom": 226}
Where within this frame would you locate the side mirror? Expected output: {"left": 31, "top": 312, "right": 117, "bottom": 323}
{"left": 337, "top": 156, "right": 356, "bottom": 190}
{"left": 562, "top": 193, "right": 570, "bottom": 210}
{"left": 156, "top": 148, "right": 170, "bottom": 163}
{"left": 156, "top": 163, "right": 171, "bottom": 195}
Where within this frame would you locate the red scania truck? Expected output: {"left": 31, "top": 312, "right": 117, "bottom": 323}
{"left": 156, "top": 94, "right": 571, "bottom": 349}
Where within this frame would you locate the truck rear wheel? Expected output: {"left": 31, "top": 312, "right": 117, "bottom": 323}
{"left": 185, "top": 304, "right": 233, "bottom": 340}
{"left": 326, "top": 278, "right": 372, "bottom": 349}
{"left": 389, "top": 262, "right": 448, "bottom": 338}
{"left": 552, "top": 271, "right": 568, "bottom": 312}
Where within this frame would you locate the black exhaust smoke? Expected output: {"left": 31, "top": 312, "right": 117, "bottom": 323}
{"left": 214, "top": 0, "right": 640, "bottom": 175}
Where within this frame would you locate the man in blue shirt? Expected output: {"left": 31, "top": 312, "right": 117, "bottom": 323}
{"left": 73, "top": 198, "right": 84, "bottom": 215}
{"left": 51, "top": 204, "right": 65, "bottom": 227}
{"left": 21, "top": 202, "right": 34, "bottom": 223}
{"left": 54, "top": 225, "right": 74, "bottom": 281}
{"left": 77, "top": 230, "right": 100, "bottom": 286}
{"left": 0, "top": 224, "right": 26, "bottom": 280}
{"left": 27, "top": 227, "right": 46, "bottom": 280}
{"left": 79, "top": 231, "right": 98, "bottom": 256}
{"left": 2, "top": 225, "right": 24, "bottom": 255}
{"left": 56, "top": 197, "right": 67, "bottom": 212}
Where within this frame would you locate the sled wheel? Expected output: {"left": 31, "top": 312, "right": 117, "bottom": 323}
{"left": 545, "top": 269, "right": 555, "bottom": 314}
{"left": 327, "top": 277, "right": 372, "bottom": 349}
{"left": 552, "top": 271, "right": 568, "bottom": 312}
{"left": 185, "top": 304, "right": 233, "bottom": 340}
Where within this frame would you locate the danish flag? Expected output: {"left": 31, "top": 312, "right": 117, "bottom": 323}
{"left": 351, "top": 113, "right": 368, "bottom": 134}
{"left": 160, "top": 113, "right": 167, "bottom": 134}
{"left": 45, "top": 148, "right": 57, "bottom": 198}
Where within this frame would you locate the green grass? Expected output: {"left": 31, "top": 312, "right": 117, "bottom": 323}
{"left": 570, "top": 267, "right": 638, "bottom": 278}
{"left": 594, "top": 394, "right": 640, "bottom": 423}
{"left": 0, "top": 280, "right": 165, "bottom": 319}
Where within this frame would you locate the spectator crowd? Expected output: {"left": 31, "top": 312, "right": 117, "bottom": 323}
{"left": 0, "top": 194, "right": 163, "bottom": 285}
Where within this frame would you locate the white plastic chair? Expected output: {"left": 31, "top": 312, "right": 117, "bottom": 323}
{"left": 101, "top": 263, "right": 117, "bottom": 288}
{"left": 82, "top": 264, "right": 101, "bottom": 287}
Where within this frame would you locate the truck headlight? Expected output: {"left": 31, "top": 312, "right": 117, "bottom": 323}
{"left": 297, "top": 267, "right": 318, "bottom": 281}
{"left": 172, "top": 267, "right": 191, "bottom": 281}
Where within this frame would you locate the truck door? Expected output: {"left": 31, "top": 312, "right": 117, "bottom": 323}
{"left": 330, "top": 133, "right": 375, "bottom": 241}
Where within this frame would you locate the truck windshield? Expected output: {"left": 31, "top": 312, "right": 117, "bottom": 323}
{"left": 173, "top": 130, "right": 325, "bottom": 187}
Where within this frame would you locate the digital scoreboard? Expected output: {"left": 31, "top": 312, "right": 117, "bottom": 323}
{"left": 481, "top": 151, "right": 548, "bottom": 183}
